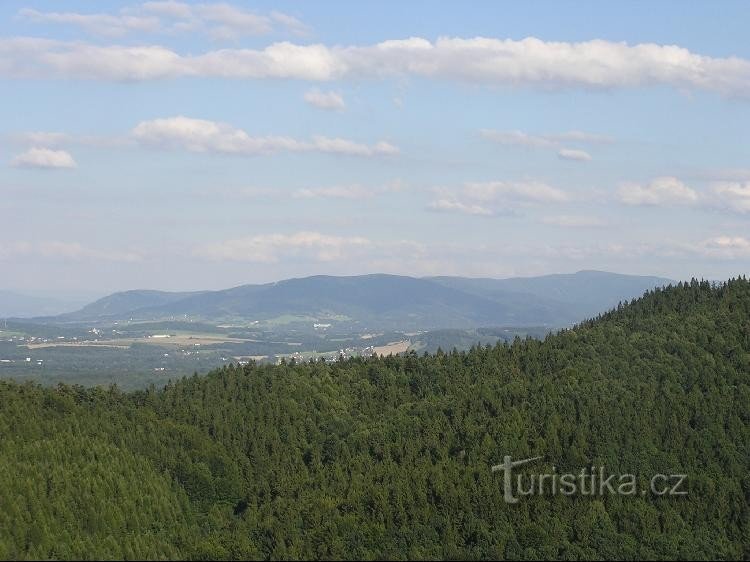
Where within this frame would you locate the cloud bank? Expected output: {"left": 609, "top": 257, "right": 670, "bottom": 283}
{"left": 194, "top": 231, "right": 372, "bottom": 263}
{"left": 18, "top": 3, "right": 309, "bottom": 40}
{"left": 1, "top": 36, "right": 748, "bottom": 97}
{"left": 617, "top": 176, "right": 698, "bottom": 206}
{"left": 429, "top": 180, "right": 569, "bottom": 216}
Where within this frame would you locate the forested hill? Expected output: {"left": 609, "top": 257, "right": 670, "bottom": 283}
{"left": 43, "top": 271, "right": 671, "bottom": 329}
{"left": 1, "top": 278, "right": 748, "bottom": 560}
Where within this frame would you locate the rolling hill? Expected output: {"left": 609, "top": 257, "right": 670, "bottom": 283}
{"left": 46, "top": 271, "right": 672, "bottom": 330}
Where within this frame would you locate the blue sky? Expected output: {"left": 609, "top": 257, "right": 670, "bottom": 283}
{"left": 1, "top": 1, "right": 749, "bottom": 296}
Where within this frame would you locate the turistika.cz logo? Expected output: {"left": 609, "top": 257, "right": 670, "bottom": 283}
{"left": 491, "top": 455, "right": 687, "bottom": 504}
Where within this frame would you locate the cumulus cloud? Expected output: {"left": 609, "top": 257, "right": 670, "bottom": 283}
{"left": 481, "top": 129, "right": 608, "bottom": 161}
{"left": 546, "top": 131, "right": 614, "bottom": 144}
{"left": 303, "top": 88, "right": 345, "bottom": 110}
{"left": 428, "top": 180, "right": 568, "bottom": 216}
{"left": 463, "top": 180, "right": 569, "bottom": 203}
{"left": 194, "top": 231, "right": 426, "bottom": 264}
{"left": 1, "top": 36, "right": 749, "bottom": 97}
{"left": 480, "top": 129, "right": 557, "bottom": 149}
{"left": 693, "top": 236, "right": 750, "bottom": 259}
{"left": 541, "top": 215, "right": 606, "bottom": 228}
{"left": 617, "top": 176, "right": 698, "bottom": 206}
{"left": 11, "top": 148, "right": 77, "bottom": 169}
{"left": 616, "top": 176, "right": 750, "bottom": 215}
{"left": 293, "top": 185, "right": 373, "bottom": 200}
{"left": 131, "top": 116, "right": 398, "bottom": 157}
{"left": 293, "top": 179, "right": 405, "bottom": 200}
{"left": 480, "top": 129, "right": 613, "bottom": 149}
{"left": 557, "top": 148, "right": 592, "bottom": 161}
{"left": 194, "top": 231, "right": 372, "bottom": 263}
{"left": 710, "top": 181, "right": 750, "bottom": 213}
{"left": 428, "top": 199, "right": 493, "bottom": 216}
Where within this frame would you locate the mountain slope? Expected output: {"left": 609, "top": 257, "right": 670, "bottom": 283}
{"left": 429, "top": 270, "right": 673, "bottom": 319}
{"left": 57, "top": 289, "right": 205, "bottom": 321}
{"left": 49, "top": 271, "right": 672, "bottom": 329}
{"left": 136, "top": 274, "right": 565, "bottom": 328}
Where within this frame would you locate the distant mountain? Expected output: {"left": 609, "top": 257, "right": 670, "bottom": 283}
{"left": 58, "top": 289, "right": 205, "bottom": 321}
{"left": 46, "top": 271, "right": 673, "bottom": 330}
{"left": 429, "top": 270, "right": 673, "bottom": 320}
{"left": 0, "top": 291, "right": 90, "bottom": 318}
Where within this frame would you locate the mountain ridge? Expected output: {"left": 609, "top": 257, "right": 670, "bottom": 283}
{"left": 33, "top": 270, "right": 673, "bottom": 330}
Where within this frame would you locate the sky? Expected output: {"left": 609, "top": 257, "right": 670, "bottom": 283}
{"left": 1, "top": 1, "right": 749, "bottom": 297}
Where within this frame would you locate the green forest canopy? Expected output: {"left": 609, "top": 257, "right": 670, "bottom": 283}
{"left": 0, "top": 278, "right": 748, "bottom": 560}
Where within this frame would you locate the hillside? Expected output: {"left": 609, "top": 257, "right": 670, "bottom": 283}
{"left": 44, "top": 271, "right": 672, "bottom": 329}
{"left": 429, "top": 270, "right": 672, "bottom": 320}
{"left": 57, "top": 289, "right": 205, "bottom": 321}
{"left": 1, "top": 278, "right": 748, "bottom": 559}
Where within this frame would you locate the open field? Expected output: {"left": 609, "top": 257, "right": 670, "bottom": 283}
{"left": 372, "top": 340, "right": 411, "bottom": 356}
{"left": 24, "top": 334, "right": 251, "bottom": 349}
{"left": 25, "top": 341, "right": 131, "bottom": 349}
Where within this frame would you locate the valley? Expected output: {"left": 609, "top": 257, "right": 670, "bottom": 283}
{"left": 0, "top": 271, "right": 667, "bottom": 388}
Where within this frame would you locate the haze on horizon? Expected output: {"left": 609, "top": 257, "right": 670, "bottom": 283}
{"left": 2, "top": 0, "right": 749, "bottom": 296}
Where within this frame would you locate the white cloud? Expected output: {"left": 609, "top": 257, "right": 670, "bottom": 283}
{"left": 480, "top": 129, "right": 613, "bottom": 149}
{"left": 710, "top": 181, "right": 750, "bottom": 213}
{"left": 428, "top": 180, "right": 568, "bottom": 217}
{"left": 480, "top": 129, "right": 557, "bottom": 149}
{"left": 463, "top": 180, "right": 569, "bottom": 203}
{"left": 303, "top": 88, "right": 345, "bottom": 110}
{"left": 1, "top": 36, "right": 749, "bottom": 97}
{"left": 428, "top": 199, "right": 493, "bottom": 216}
{"left": 294, "top": 185, "right": 373, "bottom": 200}
{"left": 310, "top": 136, "right": 398, "bottom": 156}
{"left": 617, "top": 176, "right": 698, "bottom": 206}
{"left": 541, "top": 215, "right": 606, "bottom": 228}
{"left": 194, "top": 231, "right": 372, "bottom": 263}
{"left": 269, "top": 11, "right": 311, "bottom": 37}
{"left": 131, "top": 116, "right": 397, "bottom": 157}
{"left": 481, "top": 129, "right": 609, "bottom": 161}
{"left": 557, "top": 148, "right": 592, "bottom": 161}
{"left": 693, "top": 236, "right": 750, "bottom": 259}
{"left": 11, "top": 148, "right": 77, "bottom": 169}
{"left": 545, "top": 131, "right": 614, "bottom": 144}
